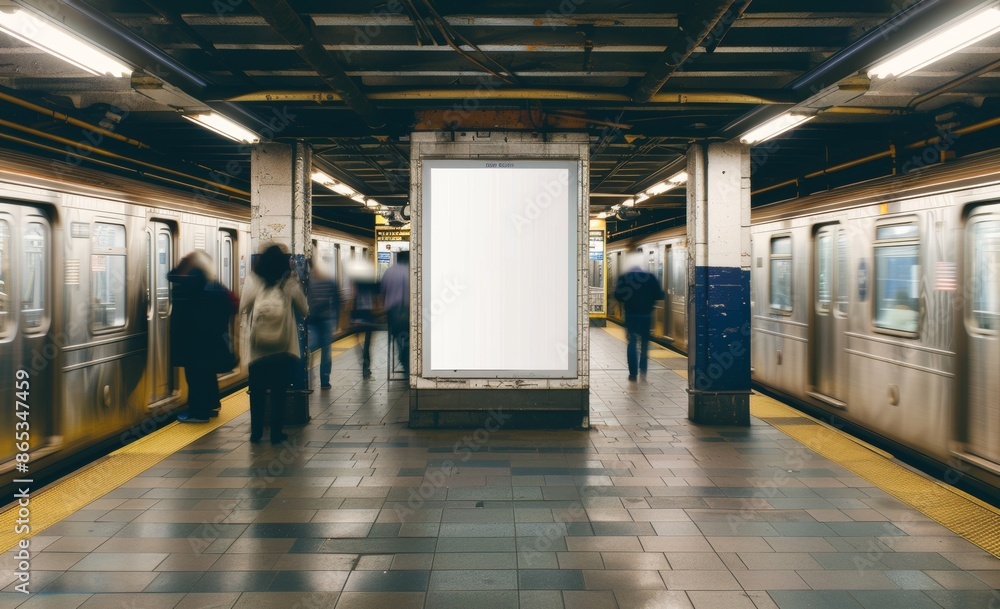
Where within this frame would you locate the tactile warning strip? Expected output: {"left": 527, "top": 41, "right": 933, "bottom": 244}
{"left": 752, "top": 393, "right": 1000, "bottom": 558}
{"left": 0, "top": 390, "right": 250, "bottom": 553}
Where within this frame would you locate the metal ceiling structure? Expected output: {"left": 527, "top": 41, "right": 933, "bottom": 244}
{"left": 0, "top": 0, "right": 999, "bottom": 238}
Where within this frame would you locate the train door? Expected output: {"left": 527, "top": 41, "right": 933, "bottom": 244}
{"left": 146, "top": 222, "right": 174, "bottom": 405}
{"left": 811, "top": 225, "right": 848, "bottom": 406}
{"left": 966, "top": 212, "right": 1000, "bottom": 464}
{"left": 0, "top": 206, "right": 55, "bottom": 464}
{"left": 665, "top": 244, "right": 687, "bottom": 345}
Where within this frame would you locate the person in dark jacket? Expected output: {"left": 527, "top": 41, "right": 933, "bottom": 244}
{"left": 307, "top": 258, "right": 340, "bottom": 389}
{"left": 380, "top": 250, "right": 410, "bottom": 378}
{"left": 345, "top": 258, "right": 380, "bottom": 379}
{"left": 169, "top": 251, "right": 237, "bottom": 422}
{"left": 613, "top": 252, "right": 665, "bottom": 381}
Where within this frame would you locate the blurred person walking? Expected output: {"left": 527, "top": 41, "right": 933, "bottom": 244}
{"left": 346, "top": 258, "right": 380, "bottom": 379}
{"left": 307, "top": 258, "right": 340, "bottom": 389}
{"left": 169, "top": 251, "right": 238, "bottom": 423}
{"left": 381, "top": 250, "right": 410, "bottom": 378}
{"left": 613, "top": 252, "right": 664, "bottom": 381}
{"left": 240, "top": 243, "right": 308, "bottom": 444}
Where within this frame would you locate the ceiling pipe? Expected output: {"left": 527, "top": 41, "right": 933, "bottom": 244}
{"left": 718, "top": 0, "right": 989, "bottom": 139}
{"left": 0, "top": 116, "right": 250, "bottom": 197}
{"left": 632, "top": 0, "right": 739, "bottom": 103}
{"left": 15, "top": 0, "right": 269, "bottom": 132}
{"left": 0, "top": 89, "right": 149, "bottom": 149}
{"left": 244, "top": 0, "right": 386, "bottom": 129}
{"left": 750, "top": 115, "right": 1000, "bottom": 196}
{"left": 225, "top": 89, "right": 790, "bottom": 105}
{"left": 909, "top": 56, "right": 1000, "bottom": 108}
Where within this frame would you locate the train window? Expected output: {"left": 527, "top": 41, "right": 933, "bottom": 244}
{"left": 91, "top": 222, "right": 127, "bottom": 330}
{"left": 0, "top": 220, "right": 9, "bottom": 335}
{"left": 219, "top": 233, "right": 234, "bottom": 291}
{"left": 817, "top": 232, "right": 832, "bottom": 313}
{"left": 156, "top": 232, "right": 170, "bottom": 318}
{"left": 971, "top": 219, "right": 1000, "bottom": 331}
{"left": 874, "top": 221, "right": 919, "bottom": 335}
{"left": 22, "top": 222, "right": 46, "bottom": 329}
{"left": 836, "top": 229, "right": 849, "bottom": 315}
{"left": 770, "top": 236, "right": 793, "bottom": 312}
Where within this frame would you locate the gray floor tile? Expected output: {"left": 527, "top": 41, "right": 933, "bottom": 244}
{"left": 768, "top": 591, "right": 864, "bottom": 609}
{"left": 428, "top": 570, "right": 518, "bottom": 591}
{"left": 423, "top": 590, "right": 519, "bottom": 609}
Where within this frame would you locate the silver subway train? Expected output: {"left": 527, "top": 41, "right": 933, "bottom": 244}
{"left": 0, "top": 151, "right": 371, "bottom": 493}
{"left": 609, "top": 148, "right": 1000, "bottom": 493}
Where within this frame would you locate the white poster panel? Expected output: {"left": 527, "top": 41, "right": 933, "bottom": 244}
{"left": 423, "top": 160, "right": 577, "bottom": 377}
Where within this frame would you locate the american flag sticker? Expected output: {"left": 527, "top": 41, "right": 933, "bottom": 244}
{"left": 935, "top": 261, "right": 957, "bottom": 291}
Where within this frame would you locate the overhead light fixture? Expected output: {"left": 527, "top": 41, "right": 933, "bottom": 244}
{"left": 311, "top": 170, "right": 337, "bottom": 188}
{"left": 645, "top": 182, "right": 671, "bottom": 196}
{"left": 350, "top": 193, "right": 366, "bottom": 204}
{"left": 0, "top": 8, "right": 131, "bottom": 77}
{"left": 869, "top": 7, "right": 1000, "bottom": 79}
{"left": 365, "top": 198, "right": 380, "bottom": 208}
{"left": 634, "top": 193, "right": 649, "bottom": 204}
{"left": 182, "top": 112, "right": 260, "bottom": 144}
{"left": 669, "top": 171, "right": 687, "bottom": 184}
{"left": 622, "top": 198, "right": 636, "bottom": 208}
{"left": 597, "top": 211, "right": 608, "bottom": 219}
{"left": 739, "top": 112, "right": 814, "bottom": 145}
{"left": 330, "top": 182, "right": 356, "bottom": 197}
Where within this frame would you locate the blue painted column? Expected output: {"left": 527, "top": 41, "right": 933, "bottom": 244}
{"left": 686, "top": 142, "right": 751, "bottom": 426}
{"left": 250, "top": 141, "right": 313, "bottom": 406}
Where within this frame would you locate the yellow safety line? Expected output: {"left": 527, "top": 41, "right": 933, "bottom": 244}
{"left": 0, "top": 391, "right": 250, "bottom": 553}
{"left": 751, "top": 393, "right": 1000, "bottom": 558}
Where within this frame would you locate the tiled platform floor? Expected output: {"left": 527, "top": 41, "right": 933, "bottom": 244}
{"left": 3, "top": 328, "right": 1000, "bottom": 609}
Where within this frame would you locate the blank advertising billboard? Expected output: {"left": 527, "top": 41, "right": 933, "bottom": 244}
{"left": 422, "top": 159, "right": 578, "bottom": 377}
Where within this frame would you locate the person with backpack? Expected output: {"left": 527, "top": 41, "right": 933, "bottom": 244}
{"left": 239, "top": 243, "right": 308, "bottom": 444}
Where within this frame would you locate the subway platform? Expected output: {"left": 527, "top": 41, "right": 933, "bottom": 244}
{"left": 2, "top": 328, "right": 1000, "bottom": 609}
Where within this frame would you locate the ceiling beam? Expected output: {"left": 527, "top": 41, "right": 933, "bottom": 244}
{"left": 244, "top": 0, "right": 386, "bottom": 128}
{"left": 632, "top": 0, "right": 741, "bottom": 103}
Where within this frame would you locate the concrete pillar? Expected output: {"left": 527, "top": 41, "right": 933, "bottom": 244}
{"left": 686, "top": 142, "right": 751, "bottom": 426}
{"left": 250, "top": 141, "right": 313, "bottom": 401}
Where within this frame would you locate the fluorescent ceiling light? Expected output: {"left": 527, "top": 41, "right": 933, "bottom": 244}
{"left": 645, "top": 181, "right": 676, "bottom": 196}
{"left": 622, "top": 198, "right": 635, "bottom": 208}
{"left": 597, "top": 211, "right": 608, "bottom": 219}
{"left": 350, "top": 193, "right": 366, "bottom": 203}
{"left": 326, "top": 183, "right": 353, "bottom": 197}
{"left": 869, "top": 7, "right": 1000, "bottom": 79}
{"left": 669, "top": 171, "right": 688, "bottom": 184}
{"left": 311, "top": 170, "right": 337, "bottom": 188}
{"left": 739, "top": 112, "right": 814, "bottom": 145}
{"left": 634, "top": 193, "right": 649, "bottom": 204}
{"left": 365, "top": 198, "right": 380, "bottom": 208}
{"left": 182, "top": 112, "right": 260, "bottom": 144}
{"left": 0, "top": 8, "right": 131, "bottom": 77}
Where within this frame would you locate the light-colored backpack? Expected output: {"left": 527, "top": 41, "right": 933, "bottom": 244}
{"left": 251, "top": 280, "right": 290, "bottom": 348}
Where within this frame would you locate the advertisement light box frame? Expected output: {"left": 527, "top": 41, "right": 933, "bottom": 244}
{"left": 421, "top": 159, "right": 579, "bottom": 378}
